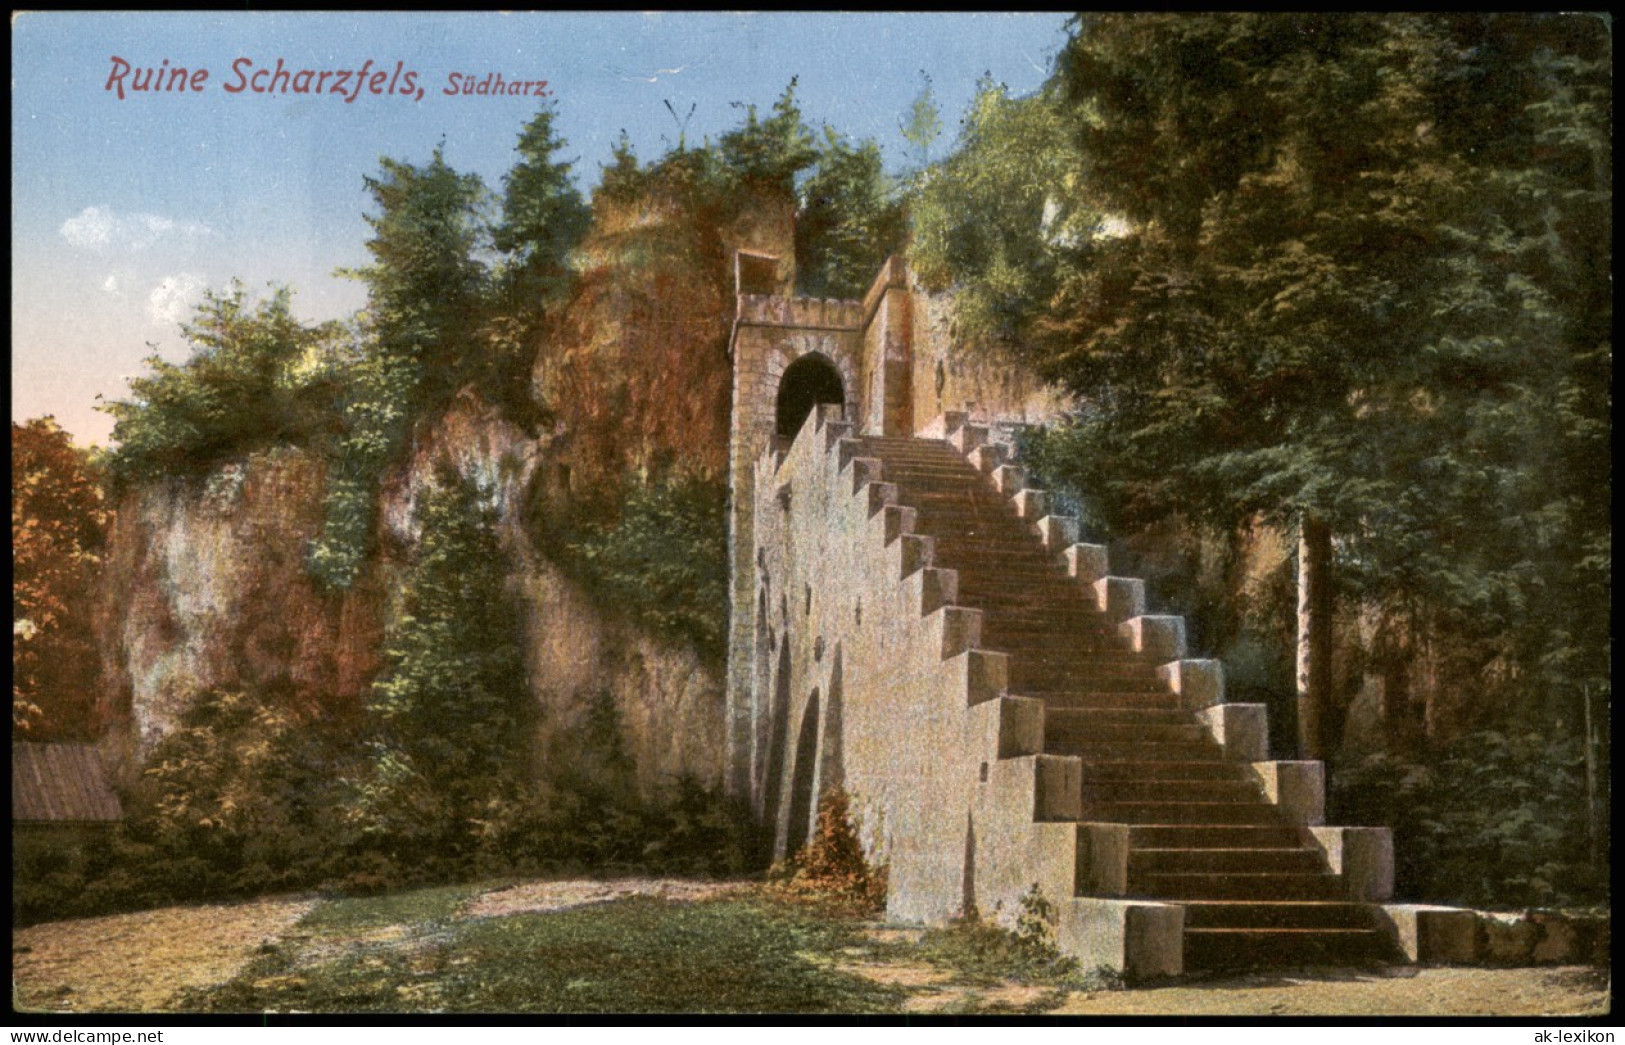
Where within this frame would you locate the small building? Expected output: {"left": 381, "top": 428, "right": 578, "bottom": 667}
{"left": 12, "top": 742, "right": 123, "bottom": 866}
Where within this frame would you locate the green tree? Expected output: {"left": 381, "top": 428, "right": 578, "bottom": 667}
{"left": 909, "top": 79, "right": 1084, "bottom": 347}
{"left": 899, "top": 70, "right": 942, "bottom": 169}
{"left": 718, "top": 77, "right": 818, "bottom": 197}
{"left": 492, "top": 105, "right": 591, "bottom": 312}
{"left": 346, "top": 147, "right": 491, "bottom": 405}
{"left": 796, "top": 128, "right": 908, "bottom": 299}
{"left": 363, "top": 467, "right": 528, "bottom": 853}
{"left": 1029, "top": 14, "right": 1609, "bottom": 752}
{"left": 99, "top": 282, "right": 340, "bottom": 485}
{"left": 311, "top": 150, "right": 491, "bottom": 588}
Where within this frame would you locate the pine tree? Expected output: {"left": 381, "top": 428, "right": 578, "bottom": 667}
{"left": 492, "top": 105, "right": 590, "bottom": 313}
{"left": 368, "top": 467, "right": 527, "bottom": 841}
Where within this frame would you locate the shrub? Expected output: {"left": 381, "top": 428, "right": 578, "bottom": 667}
{"left": 552, "top": 474, "right": 730, "bottom": 661}
{"left": 776, "top": 790, "right": 887, "bottom": 913}
{"left": 1329, "top": 729, "right": 1608, "bottom": 909}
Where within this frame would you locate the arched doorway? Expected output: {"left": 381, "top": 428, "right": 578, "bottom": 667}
{"left": 775, "top": 354, "right": 845, "bottom": 445}
{"left": 786, "top": 690, "right": 822, "bottom": 858}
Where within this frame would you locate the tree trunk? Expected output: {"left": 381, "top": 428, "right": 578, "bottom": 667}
{"left": 1582, "top": 683, "right": 1598, "bottom": 868}
{"left": 1296, "top": 514, "right": 1333, "bottom": 761}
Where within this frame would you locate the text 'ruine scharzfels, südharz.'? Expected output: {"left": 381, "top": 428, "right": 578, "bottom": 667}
{"left": 103, "top": 57, "right": 552, "bottom": 102}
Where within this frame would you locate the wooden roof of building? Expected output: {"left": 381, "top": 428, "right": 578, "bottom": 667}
{"left": 12, "top": 742, "right": 122, "bottom": 823}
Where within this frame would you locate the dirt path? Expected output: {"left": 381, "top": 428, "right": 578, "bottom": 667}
{"left": 12, "top": 896, "right": 316, "bottom": 1013}
{"left": 11, "top": 883, "right": 1611, "bottom": 1016}
{"left": 1049, "top": 966, "right": 1609, "bottom": 1017}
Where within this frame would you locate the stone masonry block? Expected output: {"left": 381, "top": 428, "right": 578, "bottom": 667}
{"left": 1037, "top": 515, "right": 1080, "bottom": 553}
{"left": 1093, "top": 577, "right": 1146, "bottom": 622}
{"left": 956, "top": 649, "right": 1009, "bottom": 705}
{"left": 933, "top": 605, "right": 983, "bottom": 659}
{"left": 1075, "top": 822, "right": 1132, "bottom": 896}
{"left": 1030, "top": 754, "right": 1083, "bottom": 821}
{"left": 993, "top": 464, "right": 1027, "bottom": 496}
{"left": 1156, "top": 659, "right": 1225, "bottom": 710}
{"left": 815, "top": 401, "right": 847, "bottom": 425}
{"left": 968, "top": 443, "right": 1008, "bottom": 473}
{"left": 919, "top": 411, "right": 967, "bottom": 440}
{"left": 836, "top": 437, "right": 864, "bottom": 472}
{"left": 1251, "top": 761, "right": 1326, "bottom": 824}
{"left": 1013, "top": 488, "right": 1049, "bottom": 520}
{"left": 966, "top": 695, "right": 1045, "bottom": 762}
{"left": 1482, "top": 912, "right": 1540, "bottom": 965}
{"left": 1120, "top": 615, "right": 1187, "bottom": 660}
{"left": 1056, "top": 899, "right": 1184, "bottom": 982}
{"left": 866, "top": 481, "right": 898, "bottom": 517}
{"left": 822, "top": 419, "right": 852, "bottom": 450}
{"left": 877, "top": 504, "right": 916, "bottom": 544}
{"left": 950, "top": 423, "right": 989, "bottom": 454}
{"left": 897, "top": 533, "right": 933, "bottom": 578}
{"left": 1066, "top": 544, "right": 1111, "bottom": 586}
{"left": 850, "top": 457, "right": 884, "bottom": 494}
{"left": 915, "top": 567, "right": 958, "bottom": 616}
{"left": 1309, "top": 826, "right": 1393, "bottom": 901}
{"left": 1197, "top": 703, "right": 1268, "bottom": 762}
{"left": 1379, "top": 905, "right": 1480, "bottom": 964}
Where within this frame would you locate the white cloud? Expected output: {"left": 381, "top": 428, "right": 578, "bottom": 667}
{"left": 59, "top": 205, "right": 212, "bottom": 253}
{"left": 147, "top": 273, "right": 205, "bottom": 326}
{"left": 61, "top": 206, "right": 115, "bottom": 250}
{"left": 102, "top": 274, "right": 121, "bottom": 295}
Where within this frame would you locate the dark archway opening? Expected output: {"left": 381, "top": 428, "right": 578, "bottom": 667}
{"left": 786, "top": 691, "right": 822, "bottom": 858}
{"left": 775, "top": 354, "right": 845, "bottom": 444}
{"left": 760, "top": 639, "right": 793, "bottom": 859}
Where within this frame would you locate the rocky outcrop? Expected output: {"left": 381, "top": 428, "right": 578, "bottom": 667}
{"left": 98, "top": 390, "right": 726, "bottom": 794}
{"left": 97, "top": 448, "right": 387, "bottom": 780}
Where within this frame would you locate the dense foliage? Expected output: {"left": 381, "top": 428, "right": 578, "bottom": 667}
{"left": 355, "top": 468, "right": 529, "bottom": 859}
{"left": 919, "top": 14, "right": 1610, "bottom": 729}
{"left": 910, "top": 80, "right": 1085, "bottom": 345}
{"left": 308, "top": 151, "right": 492, "bottom": 589}
{"left": 12, "top": 419, "right": 109, "bottom": 737}
{"left": 1332, "top": 731, "right": 1607, "bottom": 908}
{"left": 557, "top": 475, "right": 731, "bottom": 662}
{"left": 796, "top": 129, "right": 908, "bottom": 299}
{"left": 99, "top": 283, "right": 341, "bottom": 486}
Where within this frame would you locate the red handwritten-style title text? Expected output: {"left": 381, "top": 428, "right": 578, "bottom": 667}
{"left": 104, "top": 57, "right": 552, "bottom": 102}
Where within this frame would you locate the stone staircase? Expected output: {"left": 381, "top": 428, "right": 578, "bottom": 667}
{"left": 857, "top": 426, "right": 1400, "bottom": 973}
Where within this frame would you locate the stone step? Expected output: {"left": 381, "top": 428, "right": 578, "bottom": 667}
{"left": 1048, "top": 721, "right": 1211, "bottom": 745}
{"left": 1082, "top": 802, "right": 1285, "bottom": 826}
{"left": 1135, "top": 871, "right": 1345, "bottom": 900}
{"left": 1182, "top": 928, "right": 1397, "bottom": 971}
{"left": 1032, "top": 692, "right": 1184, "bottom": 712}
{"left": 1130, "top": 848, "right": 1327, "bottom": 876}
{"left": 1050, "top": 739, "right": 1222, "bottom": 761}
{"left": 1045, "top": 707, "right": 1194, "bottom": 727}
{"left": 1179, "top": 900, "right": 1376, "bottom": 930}
{"left": 1079, "top": 760, "right": 1252, "bottom": 782}
{"left": 1127, "top": 824, "right": 1309, "bottom": 849}
{"left": 990, "top": 645, "right": 1148, "bottom": 664}
{"left": 1085, "top": 780, "right": 1264, "bottom": 805}
{"left": 1009, "top": 668, "right": 1166, "bottom": 691}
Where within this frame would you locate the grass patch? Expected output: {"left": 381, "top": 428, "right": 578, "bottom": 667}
{"left": 896, "top": 917, "right": 1123, "bottom": 996}
{"left": 189, "top": 889, "right": 906, "bottom": 1014}
{"left": 298, "top": 882, "right": 487, "bottom": 935}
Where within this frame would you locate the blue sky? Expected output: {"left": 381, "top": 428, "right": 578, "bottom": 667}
{"left": 11, "top": 11, "right": 1073, "bottom": 446}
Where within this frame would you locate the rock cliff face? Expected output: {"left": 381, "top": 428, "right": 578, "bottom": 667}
{"left": 98, "top": 391, "right": 726, "bottom": 794}
{"left": 97, "top": 448, "right": 387, "bottom": 780}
